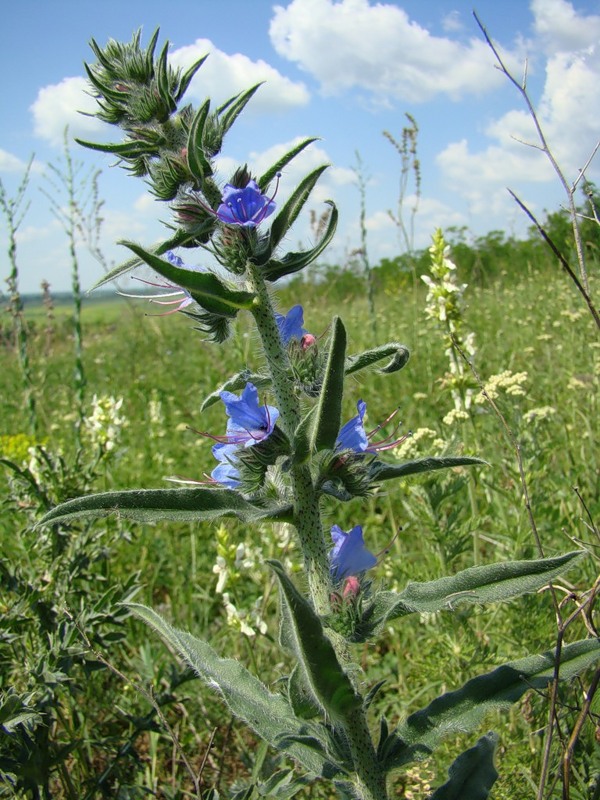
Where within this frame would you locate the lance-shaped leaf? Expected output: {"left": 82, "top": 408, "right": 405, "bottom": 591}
{"left": 369, "top": 456, "right": 487, "bottom": 483}
{"left": 292, "top": 407, "right": 317, "bottom": 465}
{"left": 218, "top": 83, "right": 263, "bottom": 139}
{"left": 186, "top": 98, "right": 213, "bottom": 182}
{"left": 345, "top": 343, "right": 410, "bottom": 376}
{"left": 156, "top": 40, "right": 177, "bottom": 115}
{"left": 201, "top": 371, "right": 272, "bottom": 411}
{"left": 380, "top": 637, "right": 600, "bottom": 772}
{"left": 90, "top": 226, "right": 214, "bottom": 290}
{"left": 429, "top": 733, "right": 498, "bottom": 800}
{"left": 255, "top": 167, "right": 329, "bottom": 266}
{"left": 122, "top": 242, "right": 255, "bottom": 317}
{"left": 311, "top": 316, "right": 346, "bottom": 452}
{"left": 262, "top": 202, "right": 338, "bottom": 282}
{"left": 127, "top": 603, "right": 338, "bottom": 778}
{"left": 74, "top": 138, "right": 159, "bottom": 157}
{"left": 37, "top": 488, "right": 293, "bottom": 528}
{"left": 258, "top": 138, "right": 319, "bottom": 192}
{"left": 269, "top": 560, "right": 361, "bottom": 722}
{"left": 359, "top": 551, "right": 585, "bottom": 637}
{"left": 174, "top": 53, "right": 209, "bottom": 103}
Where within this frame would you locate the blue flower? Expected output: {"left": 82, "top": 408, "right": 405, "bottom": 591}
{"left": 211, "top": 443, "right": 241, "bottom": 489}
{"left": 329, "top": 524, "right": 377, "bottom": 582}
{"left": 275, "top": 305, "right": 306, "bottom": 345}
{"left": 118, "top": 250, "right": 204, "bottom": 315}
{"left": 336, "top": 400, "right": 369, "bottom": 453}
{"left": 216, "top": 180, "right": 276, "bottom": 227}
{"left": 336, "top": 400, "right": 406, "bottom": 454}
{"left": 220, "top": 382, "right": 279, "bottom": 448}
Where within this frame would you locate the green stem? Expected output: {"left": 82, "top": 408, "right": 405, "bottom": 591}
{"left": 246, "top": 261, "right": 331, "bottom": 614}
{"left": 246, "top": 261, "right": 388, "bottom": 800}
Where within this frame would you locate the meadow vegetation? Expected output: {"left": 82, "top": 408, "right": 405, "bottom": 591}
{"left": 1, "top": 211, "right": 599, "bottom": 798}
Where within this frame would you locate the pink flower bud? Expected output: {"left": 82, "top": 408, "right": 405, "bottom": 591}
{"left": 301, "top": 333, "right": 317, "bottom": 351}
{"left": 342, "top": 576, "right": 361, "bottom": 600}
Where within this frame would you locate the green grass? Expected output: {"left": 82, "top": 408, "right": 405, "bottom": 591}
{"left": 1, "top": 257, "right": 598, "bottom": 798}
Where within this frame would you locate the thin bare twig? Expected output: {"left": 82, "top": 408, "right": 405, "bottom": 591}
{"left": 508, "top": 190, "right": 600, "bottom": 330}
{"left": 474, "top": 11, "right": 594, "bottom": 295}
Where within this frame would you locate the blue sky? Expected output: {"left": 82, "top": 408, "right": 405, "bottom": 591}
{"left": 1, "top": 0, "right": 600, "bottom": 294}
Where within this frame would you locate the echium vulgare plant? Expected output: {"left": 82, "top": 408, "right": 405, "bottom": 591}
{"left": 40, "top": 30, "right": 600, "bottom": 799}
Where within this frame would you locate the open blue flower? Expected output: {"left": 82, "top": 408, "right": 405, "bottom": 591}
{"left": 329, "top": 524, "right": 377, "bottom": 582}
{"left": 211, "top": 443, "right": 241, "bottom": 489}
{"left": 220, "top": 383, "right": 279, "bottom": 448}
{"left": 336, "top": 400, "right": 406, "bottom": 454}
{"left": 216, "top": 180, "right": 276, "bottom": 227}
{"left": 275, "top": 305, "right": 306, "bottom": 345}
{"left": 336, "top": 400, "right": 369, "bottom": 453}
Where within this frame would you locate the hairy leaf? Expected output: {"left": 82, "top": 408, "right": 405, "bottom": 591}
{"left": 269, "top": 560, "right": 361, "bottom": 722}
{"left": 262, "top": 202, "right": 338, "bottom": 282}
{"left": 369, "top": 456, "right": 487, "bottom": 483}
{"left": 381, "top": 638, "right": 600, "bottom": 771}
{"left": 121, "top": 242, "right": 255, "bottom": 316}
{"left": 345, "top": 343, "right": 410, "bottom": 376}
{"left": 311, "top": 316, "right": 346, "bottom": 452}
{"left": 428, "top": 733, "right": 498, "bottom": 800}
{"left": 258, "top": 138, "right": 319, "bottom": 192}
{"left": 37, "top": 488, "right": 293, "bottom": 527}
{"left": 361, "top": 551, "right": 585, "bottom": 634}
{"left": 127, "top": 603, "right": 338, "bottom": 778}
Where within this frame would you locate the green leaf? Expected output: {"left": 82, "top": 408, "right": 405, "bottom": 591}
{"left": 311, "top": 316, "right": 347, "bottom": 452}
{"left": 89, "top": 227, "right": 213, "bottom": 290}
{"left": 262, "top": 202, "right": 338, "bottom": 282}
{"left": 121, "top": 242, "right": 255, "bottom": 316}
{"left": 257, "top": 138, "right": 319, "bottom": 192}
{"left": 74, "top": 138, "right": 158, "bottom": 157}
{"left": 381, "top": 637, "right": 600, "bottom": 771}
{"left": 269, "top": 560, "right": 361, "bottom": 722}
{"left": 260, "top": 166, "right": 329, "bottom": 262}
{"left": 292, "top": 407, "right": 317, "bottom": 465}
{"left": 345, "top": 343, "right": 410, "bottom": 376}
{"left": 127, "top": 603, "right": 337, "bottom": 778}
{"left": 37, "top": 488, "right": 293, "bottom": 527}
{"left": 186, "top": 99, "right": 213, "bottom": 182}
{"left": 201, "top": 371, "right": 272, "bottom": 411}
{"left": 369, "top": 456, "right": 487, "bottom": 483}
{"left": 174, "top": 53, "right": 209, "bottom": 103}
{"left": 362, "top": 551, "right": 585, "bottom": 633}
{"left": 156, "top": 40, "right": 177, "bottom": 115}
{"left": 429, "top": 733, "right": 498, "bottom": 800}
{"left": 218, "top": 83, "right": 263, "bottom": 136}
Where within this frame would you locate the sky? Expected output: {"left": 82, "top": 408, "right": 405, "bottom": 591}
{"left": 1, "top": 0, "right": 600, "bottom": 294}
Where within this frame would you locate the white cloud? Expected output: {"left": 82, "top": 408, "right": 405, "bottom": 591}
{"left": 531, "top": 0, "right": 600, "bottom": 54}
{"left": 168, "top": 38, "right": 309, "bottom": 112}
{"left": 442, "top": 10, "right": 465, "bottom": 34}
{"left": 30, "top": 76, "right": 107, "bottom": 147}
{"left": 269, "top": 0, "right": 509, "bottom": 102}
{"left": 0, "top": 150, "right": 40, "bottom": 174}
{"left": 437, "top": 2, "right": 600, "bottom": 217}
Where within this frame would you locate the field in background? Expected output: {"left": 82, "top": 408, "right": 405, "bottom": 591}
{"left": 1, "top": 250, "right": 598, "bottom": 798}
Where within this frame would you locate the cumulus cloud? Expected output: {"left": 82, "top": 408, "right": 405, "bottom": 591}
{"left": 30, "top": 76, "right": 106, "bottom": 147}
{"left": 531, "top": 0, "right": 600, "bottom": 54}
{"left": 269, "top": 0, "right": 510, "bottom": 102}
{"left": 0, "top": 150, "right": 42, "bottom": 174}
{"left": 437, "top": 2, "right": 600, "bottom": 216}
{"left": 168, "top": 38, "right": 309, "bottom": 111}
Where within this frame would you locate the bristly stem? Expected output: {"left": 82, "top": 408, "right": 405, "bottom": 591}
{"left": 246, "top": 259, "right": 388, "bottom": 800}
{"left": 246, "top": 259, "right": 331, "bottom": 615}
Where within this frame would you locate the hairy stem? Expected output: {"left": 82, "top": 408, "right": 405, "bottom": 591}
{"left": 246, "top": 260, "right": 331, "bottom": 614}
